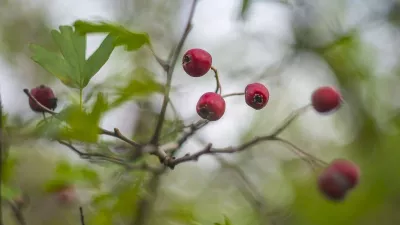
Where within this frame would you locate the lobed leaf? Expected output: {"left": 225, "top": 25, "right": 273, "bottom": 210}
{"left": 73, "top": 20, "right": 151, "bottom": 51}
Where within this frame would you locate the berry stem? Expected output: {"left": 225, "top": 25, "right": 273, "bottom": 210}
{"left": 79, "top": 88, "right": 83, "bottom": 111}
{"left": 211, "top": 66, "right": 222, "bottom": 94}
{"left": 222, "top": 92, "right": 245, "bottom": 98}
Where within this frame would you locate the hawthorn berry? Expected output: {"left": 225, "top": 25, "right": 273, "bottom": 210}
{"left": 245, "top": 83, "right": 270, "bottom": 110}
{"left": 29, "top": 85, "right": 57, "bottom": 112}
{"left": 311, "top": 86, "right": 341, "bottom": 113}
{"left": 196, "top": 92, "right": 225, "bottom": 121}
{"left": 54, "top": 185, "right": 77, "bottom": 205}
{"left": 318, "top": 159, "right": 360, "bottom": 201}
{"left": 182, "top": 48, "right": 212, "bottom": 77}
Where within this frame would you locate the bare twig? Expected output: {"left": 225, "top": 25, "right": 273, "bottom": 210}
{"left": 269, "top": 104, "right": 310, "bottom": 137}
{"left": 57, "top": 140, "right": 160, "bottom": 172}
{"left": 211, "top": 66, "right": 222, "bottom": 94}
{"left": 23, "top": 89, "right": 141, "bottom": 148}
{"left": 8, "top": 201, "right": 26, "bottom": 225}
{"left": 79, "top": 207, "right": 85, "bottom": 225}
{"left": 159, "top": 105, "right": 327, "bottom": 169}
{"left": 216, "top": 156, "right": 266, "bottom": 210}
{"left": 150, "top": 0, "right": 199, "bottom": 145}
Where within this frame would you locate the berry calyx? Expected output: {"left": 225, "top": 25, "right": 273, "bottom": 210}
{"left": 182, "top": 48, "right": 212, "bottom": 77}
{"left": 29, "top": 85, "right": 57, "bottom": 112}
{"left": 196, "top": 92, "right": 226, "bottom": 121}
{"left": 317, "top": 159, "right": 360, "bottom": 201}
{"left": 311, "top": 86, "right": 341, "bottom": 113}
{"left": 245, "top": 83, "right": 270, "bottom": 110}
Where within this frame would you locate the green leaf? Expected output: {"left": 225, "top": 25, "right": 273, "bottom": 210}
{"left": 58, "top": 94, "right": 108, "bottom": 142}
{"left": 223, "top": 215, "right": 232, "bottom": 225}
{"left": 55, "top": 160, "right": 73, "bottom": 176}
{"left": 83, "top": 34, "right": 115, "bottom": 86}
{"left": 1, "top": 157, "right": 17, "bottom": 183}
{"left": 1, "top": 184, "right": 21, "bottom": 201}
{"left": 78, "top": 166, "right": 101, "bottom": 188}
{"left": 44, "top": 178, "right": 71, "bottom": 193}
{"left": 111, "top": 67, "right": 163, "bottom": 108}
{"left": 51, "top": 26, "right": 86, "bottom": 82}
{"left": 29, "top": 44, "right": 77, "bottom": 88}
{"left": 73, "top": 20, "right": 151, "bottom": 51}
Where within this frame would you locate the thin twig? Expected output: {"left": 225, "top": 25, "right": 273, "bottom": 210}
{"left": 211, "top": 66, "right": 222, "bottom": 94}
{"left": 79, "top": 207, "right": 85, "bottom": 225}
{"left": 8, "top": 201, "right": 26, "bottom": 225}
{"left": 150, "top": 0, "right": 199, "bottom": 145}
{"left": 160, "top": 105, "right": 327, "bottom": 169}
{"left": 216, "top": 156, "right": 266, "bottom": 210}
{"left": 23, "top": 89, "right": 141, "bottom": 148}
{"left": 222, "top": 92, "right": 245, "bottom": 98}
{"left": 57, "top": 140, "right": 160, "bottom": 172}
{"left": 269, "top": 104, "right": 311, "bottom": 137}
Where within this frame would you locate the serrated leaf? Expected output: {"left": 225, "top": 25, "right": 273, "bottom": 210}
{"left": 29, "top": 44, "right": 77, "bottom": 88}
{"left": 73, "top": 20, "right": 151, "bottom": 51}
{"left": 1, "top": 184, "right": 21, "bottom": 200}
{"left": 51, "top": 26, "right": 86, "bottom": 86}
{"left": 111, "top": 67, "right": 163, "bottom": 108}
{"left": 83, "top": 34, "right": 115, "bottom": 86}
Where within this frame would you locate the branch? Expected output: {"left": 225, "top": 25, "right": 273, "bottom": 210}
{"left": 159, "top": 105, "right": 327, "bottom": 169}
{"left": 79, "top": 207, "right": 85, "bottom": 225}
{"left": 8, "top": 200, "right": 26, "bottom": 225}
{"left": 57, "top": 140, "right": 160, "bottom": 172}
{"left": 23, "top": 89, "right": 141, "bottom": 148}
{"left": 150, "top": 0, "right": 199, "bottom": 145}
{"left": 216, "top": 156, "right": 266, "bottom": 210}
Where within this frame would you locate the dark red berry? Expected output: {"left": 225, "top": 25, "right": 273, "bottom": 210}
{"left": 245, "top": 83, "right": 270, "bottom": 110}
{"left": 317, "top": 159, "right": 360, "bottom": 201}
{"left": 196, "top": 92, "right": 225, "bottom": 121}
{"left": 182, "top": 48, "right": 212, "bottom": 77}
{"left": 311, "top": 86, "right": 341, "bottom": 113}
{"left": 29, "top": 85, "right": 57, "bottom": 112}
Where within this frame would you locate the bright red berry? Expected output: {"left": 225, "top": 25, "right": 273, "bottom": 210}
{"left": 245, "top": 83, "right": 270, "bottom": 110}
{"left": 29, "top": 85, "right": 57, "bottom": 112}
{"left": 311, "top": 86, "right": 341, "bottom": 113}
{"left": 182, "top": 48, "right": 212, "bottom": 77}
{"left": 196, "top": 92, "right": 225, "bottom": 121}
{"left": 317, "top": 159, "right": 360, "bottom": 201}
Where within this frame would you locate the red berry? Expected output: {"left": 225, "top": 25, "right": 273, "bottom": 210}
{"left": 317, "top": 159, "right": 360, "bottom": 201}
{"left": 196, "top": 92, "right": 225, "bottom": 121}
{"left": 29, "top": 85, "right": 57, "bottom": 112}
{"left": 55, "top": 185, "right": 77, "bottom": 205}
{"left": 311, "top": 86, "right": 341, "bottom": 113}
{"left": 182, "top": 48, "right": 212, "bottom": 77}
{"left": 245, "top": 83, "right": 270, "bottom": 110}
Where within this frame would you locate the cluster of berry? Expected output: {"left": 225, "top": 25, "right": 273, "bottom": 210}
{"left": 181, "top": 48, "right": 360, "bottom": 201}
{"left": 26, "top": 48, "right": 361, "bottom": 201}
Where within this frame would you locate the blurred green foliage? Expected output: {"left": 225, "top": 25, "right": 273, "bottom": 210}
{"left": 1, "top": 1, "right": 400, "bottom": 225}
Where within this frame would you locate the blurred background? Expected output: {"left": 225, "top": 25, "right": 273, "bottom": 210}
{"left": 2, "top": 0, "right": 400, "bottom": 224}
